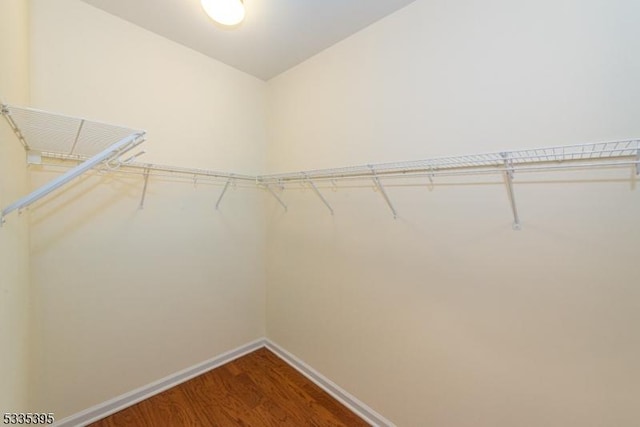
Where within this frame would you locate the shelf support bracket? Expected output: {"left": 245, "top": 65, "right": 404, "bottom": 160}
{"left": 1, "top": 133, "right": 145, "bottom": 222}
{"left": 304, "top": 174, "right": 333, "bottom": 215}
{"left": 427, "top": 165, "right": 435, "bottom": 190}
{"left": 370, "top": 166, "right": 397, "bottom": 219}
{"left": 501, "top": 152, "right": 522, "bottom": 230}
{"left": 68, "top": 119, "right": 85, "bottom": 155}
{"left": 139, "top": 167, "right": 150, "bottom": 210}
{"left": 1, "top": 104, "right": 30, "bottom": 150}
{"left": 215, "top": 176, "right": 234, "bottom": 210}
{"left": 265, "top": 184, "right": 287, "bottom": 212}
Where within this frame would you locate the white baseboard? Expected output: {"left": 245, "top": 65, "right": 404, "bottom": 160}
{"left": 55, "top": 337, "right": 394, "bottom": 427}
{"left": 53, "top": 338, "right": 266, "bottom": 427}
{"left": 265, "top": 339, "right": 395, "bottom": 427}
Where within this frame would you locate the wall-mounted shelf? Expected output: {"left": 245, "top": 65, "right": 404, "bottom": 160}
{"left": 256, "top": 140, "right": 640, "bottom": 228}
{"left": 3, "top": 103, "right": 638, "bottom": 229}
{"left": 1, "top": 104, "right": 146, "bottom": 223}
{"left": 3, "top": 105, "right": 140, "bottom": 158}
{"left": 257, "top": 140, "right": 640, "bottom": 183}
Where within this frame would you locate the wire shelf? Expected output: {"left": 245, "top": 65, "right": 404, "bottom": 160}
{"left": 3, "top": 103, "right": 638, "bottom": 227}
{"left": 1, "top": 103, "right": 146, "bottom": 221}
{"left": 2, "top": 104, "right": 255, "bottom": 183}
{"left": 257, "top": 139, "right": 640, "bottom": 184}
{"left": 2, "top": 104, "right": 142, "bottom": 157}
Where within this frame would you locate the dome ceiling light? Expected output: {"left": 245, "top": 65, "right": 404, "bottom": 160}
{"left": 201, "top": 0, "right": 245, "bottom": 26}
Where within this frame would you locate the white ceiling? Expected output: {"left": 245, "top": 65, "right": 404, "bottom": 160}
{"left": 80, "top": 0, "right": 417, "bottom": 81}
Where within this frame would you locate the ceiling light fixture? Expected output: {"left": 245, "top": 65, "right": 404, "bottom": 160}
{"left": 201, "top": 0, "right": 245, "bottom": 26}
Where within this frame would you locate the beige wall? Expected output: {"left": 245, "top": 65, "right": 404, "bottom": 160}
{"left": 266, "top": 0, "right": 640, "bottom": 426}
{"left": 16, "top": 0, "right": 640, "bottom": 423}
{"left": 28, "top": 0, "right": 267, "bottom": 418}
{"left": 0, "top": 0, "right": 31, "bottom": 413}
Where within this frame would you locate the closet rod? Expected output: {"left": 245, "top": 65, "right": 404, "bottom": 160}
{"left": 1, "top": 133, "right": 145, "bottom": 223}
{"left": 1, "top": 103, "right": 148, "bottom": 223}
{"left": 39, "top": 153, "right": 256, "bottom": 182}
{"left": 126, "top": 162, "right": 255, "bottom": 182}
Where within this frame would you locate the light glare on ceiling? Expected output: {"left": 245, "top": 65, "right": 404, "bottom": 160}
{"left": 201, "top": 0, "right": 245, "bottom": 26}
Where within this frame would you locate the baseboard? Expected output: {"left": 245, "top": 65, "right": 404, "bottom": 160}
{"left": 53, "top": 338, "right": 266, "bottom": 427}
{"left": 264, "top": 339, "right": 395, "bottom": 427}
{"left": 55, "top": 337, "right": 394, "bottom": 427}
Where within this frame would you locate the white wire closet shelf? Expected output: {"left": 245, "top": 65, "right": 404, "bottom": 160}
{"left": 256, "top": 139, "right": 640, "bottom": 227}
{"left": 1, "top": 103, "right": 146, "bottom": 222}
{"left": 2, "top": 103, "right": 638, "bottom": 229}
{"left": 257, "top": 140, "right": 640, "bottom": 184}
{"left": 2, "top": 104, "right": 142, "bottom": 159}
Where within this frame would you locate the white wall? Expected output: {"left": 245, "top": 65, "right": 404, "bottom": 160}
{"left": 266, "top": 0, "right": 640, "bottom": 426}
{"left": 28, "top": 0, "right": 267, "bottom": 418}
{"left": 0, "top": 0, "right": 31, "bottom": 413}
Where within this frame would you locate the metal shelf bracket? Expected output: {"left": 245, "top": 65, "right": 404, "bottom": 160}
{"left": 265, "top": 184, "right": 287, "bottom": 212}
{"left": 501, "top": 152, "right": 522, "bottom": 231}
{"left": 1, "top": 104, "right": 29, "bottom": 150}
{"left": 68, "top": 119, "right": 85, "bottom": 155}
{"left": 427, "top": 165, "right": 435, "bottom": 190}
{"left": 369, "top": 165, "right": 398, "bottom": 219}
{"left": 303, "top": 173, "right": 333, "bottom": 215}
{"left": 215, "top": 175, "right": 234, "bottom": 210}
{"left": 139, "top": 167, "right": 150, "bottom": 210}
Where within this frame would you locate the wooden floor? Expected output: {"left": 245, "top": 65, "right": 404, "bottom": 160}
{"left": 89, "top": 348, "right": 369, "bottom": 427}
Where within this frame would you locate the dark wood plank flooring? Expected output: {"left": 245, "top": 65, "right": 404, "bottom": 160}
{"left": 89, "top": 348, "right": 369, "bottom": 426}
